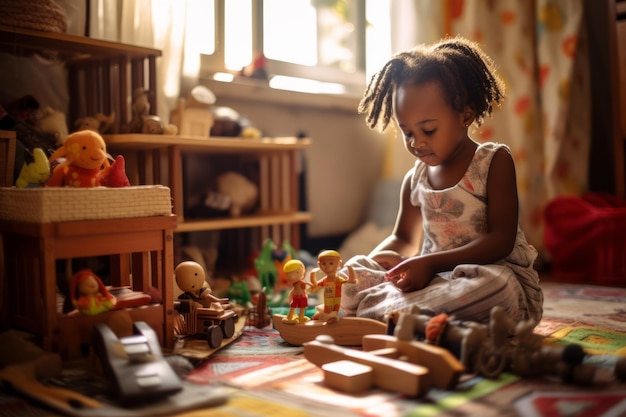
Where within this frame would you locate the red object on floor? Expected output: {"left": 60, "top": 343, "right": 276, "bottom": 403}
{"left": 543, "top": 192, "right": 626, "bottom": 284}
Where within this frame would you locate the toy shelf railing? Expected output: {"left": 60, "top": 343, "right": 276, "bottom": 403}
{"left": 104, "top": 134, "right": 312, "bottom": 247}
{"left": 0, "top": 25, "right": 162, "bottom": 133}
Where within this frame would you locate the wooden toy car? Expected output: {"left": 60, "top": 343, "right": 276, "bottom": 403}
{"left": 174, "top": 299, "right": 238, "bottom": 349}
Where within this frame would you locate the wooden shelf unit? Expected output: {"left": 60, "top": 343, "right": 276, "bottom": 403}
{"left": 105, "top": 134, "right": 312, "bottom": 251}
{"left": 0, "top": 25, "right": 161, "bottom": 133}
{"left": 0, "top": 215, "right": 176, "bottom": 359}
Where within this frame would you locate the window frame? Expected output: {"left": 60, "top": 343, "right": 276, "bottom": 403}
{"left": 199, "top": 0, "right": 368, "bottom": 97}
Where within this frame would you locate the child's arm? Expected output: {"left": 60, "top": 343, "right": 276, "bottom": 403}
{"left": 387, "top": 149, "right": 520, "bottom": 291}
{"left": 369, "top": 170, "right": 423, "bottom": 259}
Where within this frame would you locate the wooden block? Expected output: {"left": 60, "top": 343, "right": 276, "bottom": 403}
{"left": 363, "top": 334, "right": 465, "bottom": 390}
{"left": 304, "top": 339, "right": 430, "bottom": 397}
{"left": 322, "top": 360, "right": 374, "bottom": 393}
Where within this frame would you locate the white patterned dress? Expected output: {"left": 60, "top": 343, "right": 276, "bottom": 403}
{"left": 340, "top": 142, "right": 543, "bottom": 324}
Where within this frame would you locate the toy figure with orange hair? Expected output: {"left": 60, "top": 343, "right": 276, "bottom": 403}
{"left": 46, "top": 130, "right": 111, "bottom": 187}
{"left": 70, "top": 268, "right": 117, "bottom": 315}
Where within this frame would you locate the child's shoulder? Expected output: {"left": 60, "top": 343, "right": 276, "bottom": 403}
{"left": 474, "top": 141, "right": 512, "bottom": 163}
{"left": 476, "top": 141, "right": 510, "bottom": 154}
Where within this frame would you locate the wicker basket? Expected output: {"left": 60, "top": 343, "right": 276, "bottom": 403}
{"left": 0, "top": 185, "right": 172, "bottom": 223}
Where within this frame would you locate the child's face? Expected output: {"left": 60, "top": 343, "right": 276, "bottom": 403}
{"left": 394, "top": 80, "right": 469, "bottom": 166}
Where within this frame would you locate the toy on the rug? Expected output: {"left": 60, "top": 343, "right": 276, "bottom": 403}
{"left": 74, "top": 112, "right": 116, "bottom": 134}
{"left": 174, "top": 260, "right": 238, "bottom": 348}
{"left": 34, "top": 106, "right": 68, "bottom": 146}
{"left": 272, "top": 312, "right": 387, "bottom": 346}
{"left": 387, "top": 306, "right": 488, "bottom": 372}
{"left": 70, "top": 268, "right": 117, "bottom": 315}
{"left": 227, "top": 278, "right": 251, "bottom": 307}
{"left": 253, "top": 239, "right": 298, "bottom": 299}
{"left": 15, "top": 147, "right": 50, "bottom": 187}
{"left": 303, "top": 333, "right": 464, "bottom": 396}
{"left": 282, "top": 260, "right": 313, "bottom": 324}
{"left": 46, "top": 130, "right": 111, "bottom": 187}
{"left": 175, "top": 261, "right": 226, "bottom": 307}
{"left": 309, "top": 249, "right": 357, "bottom": 322}
{"left": 254, "top": 239, "right": 279, "bottom": 293}
{"left": 170, "top": 85, "right": 216, "bottom": 137}
{"left": 389, "top": 305, "right": 606, "bottom": 385}
{"left": 247, "top": 288, "right": 272, "bottom": 328}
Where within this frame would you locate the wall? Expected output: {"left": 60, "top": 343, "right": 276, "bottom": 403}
{"left": 191, "top": 79, "right": 388, "bottom": 248}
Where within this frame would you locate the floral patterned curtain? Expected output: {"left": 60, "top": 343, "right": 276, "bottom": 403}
{"left": 390, "top": 0, "right": 590, "bottom": 254}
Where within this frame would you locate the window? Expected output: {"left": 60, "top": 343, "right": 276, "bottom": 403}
{"left": 194, "top": 0, "right": 390, "bottom": 97}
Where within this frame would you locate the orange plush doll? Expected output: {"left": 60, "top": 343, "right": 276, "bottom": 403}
{"left": 46, "top": 130, "right": 111, "bottom": 187}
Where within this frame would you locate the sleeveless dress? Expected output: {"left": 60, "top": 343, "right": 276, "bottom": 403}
{"left": 340, "top": 142, "right": 543, "bottom": 324}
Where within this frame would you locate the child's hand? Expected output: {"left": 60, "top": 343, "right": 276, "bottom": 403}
{"left": 371, "top": 250, "right": 404, "bottom": 270}
{"left": 385, "top": 257, "right": 433, "bottom": 292}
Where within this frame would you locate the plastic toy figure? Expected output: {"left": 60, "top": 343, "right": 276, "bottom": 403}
{"left": 310, "top": 250, "right": 356, "bottom": 322}
{"left": 70, "top": 269, "right": 117, "bottom": 315}
{"left": 282, "top": 260, "right": 312, "bottom": 324}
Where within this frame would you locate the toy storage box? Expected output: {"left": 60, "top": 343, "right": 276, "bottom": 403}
{"left": 0, "top": 185, "right": 172, "bottom": 223}
{"left": 0, "top": 185, "right": 176, "bottom": 359}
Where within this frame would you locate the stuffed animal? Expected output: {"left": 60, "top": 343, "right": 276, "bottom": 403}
{"left": 46, "top": 130, "right": 110, "bottom": 187}
{"left": 99, "top": 155, "right": 130, "bottom": 187}
{"left": 15, "top": 147, "right": 50, "bottom": 188}
{"left": 70, "top": 268, "right": 117, "bottom": 315}
{"left": 34, "top": 106, "right": 68, "bottom": 147}
{"left": 216, "top": 171, "right": 258, "bottom": 217}
{"left": 74, "top": 112, "right": 116, "bottom": 134}
{"left": 121, "top": 88, "right": 150, "bottom": 133}
{"left": 142, "top": 115, "right": 178, "bottom": 135}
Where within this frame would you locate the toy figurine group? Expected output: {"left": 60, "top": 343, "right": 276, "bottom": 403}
{"left": 282, "top": 249, "right": 356, "bottom": 324}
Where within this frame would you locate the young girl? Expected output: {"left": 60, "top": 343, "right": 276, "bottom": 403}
{"left": 341, "top": 36, "right": 543, "bottom": 325}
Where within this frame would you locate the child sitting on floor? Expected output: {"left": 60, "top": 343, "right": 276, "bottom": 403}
{"left": 341, "top": 36, "right": 543, "bottom": 325}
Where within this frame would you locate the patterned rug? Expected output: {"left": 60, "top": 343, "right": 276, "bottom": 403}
{"left": 2, "top": 283, "right": 625, "bottom": 417}
{"left": 185, "top": 282, "right": 626, "bottom": 417}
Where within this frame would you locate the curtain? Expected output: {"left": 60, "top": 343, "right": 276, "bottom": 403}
{"left": 390, "top": 0, "right": 590, "bottom": 253}
{"left": 88, "top": 0, "right": 193, "bottom": 121}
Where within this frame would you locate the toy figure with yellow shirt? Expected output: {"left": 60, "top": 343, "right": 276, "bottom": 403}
{"left": 310, "top": 250, "right": 356, "bottom": 322}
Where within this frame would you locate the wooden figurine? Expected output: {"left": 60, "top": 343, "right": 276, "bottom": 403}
{"left": 389, "top": 305, "right": 488, "bottom": 372}
{"left": 309, "top": 249, "right": 356, "bottom": 322}
{"left": 174, "top": 261, "right": 238, "bottom": 349}
{"left": 304, "top": 334, "right": 464, "bottom": 397}
{"left": 272, "top": 314, "right": 387, "bottom": 346}
{"left": 175, "top": 261, "right": 228, "bottom": 308}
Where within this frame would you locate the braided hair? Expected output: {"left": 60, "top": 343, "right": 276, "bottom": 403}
{"left": 358, "top": 36, "right": 505, "bottom": 132}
